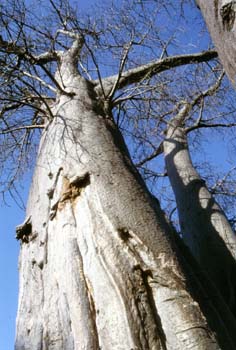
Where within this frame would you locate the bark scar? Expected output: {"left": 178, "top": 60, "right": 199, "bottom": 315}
{"left": 49, "top": 172, "right": 90, "bottom": 220}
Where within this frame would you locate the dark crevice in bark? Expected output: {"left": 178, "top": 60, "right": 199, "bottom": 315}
{"left": 132, "top": 267, "right": 161, "bottom": 350}
{"left": 214, "top": 0, "right": 219, "bottom": 19}
{"left": 75, "top": 241, "right": 101, "bottom": 350}
{"left": 117, "top": 228, "right": 167, "bottom": 349}
{"left": 16, "top": 216, "right": 37, "bottom": 243}
{"left": 83, "top": 276, "right": 101, "bottom": 349}
{"left": 117, "top": 227, "right": 132, "bottom": 241}
{"left": 220, "top": 1, "right": 236, "bottom": 31}
{"left": 70, "top": 172, "right": 90, "bottom": 189}
{"left": 139, "top": 267, "right": 167, "bottom": 350}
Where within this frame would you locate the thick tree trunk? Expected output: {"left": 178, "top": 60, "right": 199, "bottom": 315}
{"left": 15, "top": 47, "right": 236, "bottom": 350}
{"left": 197, "top": 0, "right": 236, "bottom": 84}
{"left": 164, "top": 109, "right": 236, "bottom": 314}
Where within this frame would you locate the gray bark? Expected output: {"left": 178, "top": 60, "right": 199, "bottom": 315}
{"left": 15, "top": 42, "right": 236, "bottom": 350}
{"left": 164, "top": 107, "right": 236, "bottom": 315}
{"left": 197, "top": 0, "right": 236, "bottom": 84}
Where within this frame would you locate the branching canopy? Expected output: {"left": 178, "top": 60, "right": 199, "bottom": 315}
{"left": 0, "top": 0, "right": 236, "bottom": 224}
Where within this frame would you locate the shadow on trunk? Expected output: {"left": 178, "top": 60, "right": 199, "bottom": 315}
{"left": 165, "top": 137, "right": 236, "bottom": 316}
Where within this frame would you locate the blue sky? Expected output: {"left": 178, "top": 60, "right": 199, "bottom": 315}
{"left": 0, "top": 195, "right": 25, "bottom": 350}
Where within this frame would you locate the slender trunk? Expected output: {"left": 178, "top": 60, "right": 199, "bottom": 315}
{"left": 164, "top": 110, "right": 236, "bottom": 314}
{"left": 197, "top": 0, "right": 236, "bottom": 84}
{"left": 15, "top": 50, "right": 236, "bottom": 350}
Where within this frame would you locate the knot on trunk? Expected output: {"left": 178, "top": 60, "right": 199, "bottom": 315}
{"left": 16, "top": 216, "right": 36, "bottom": 243}
{"left": 118, "top": 227, "right": 132, "bottom": 241}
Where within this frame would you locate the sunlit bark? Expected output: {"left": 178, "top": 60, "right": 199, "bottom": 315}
{"left": 197, "top": 0, "right": 236, "bottom": 84}
{"left": 164, "top": 107, "right": 236, "bottom": 315}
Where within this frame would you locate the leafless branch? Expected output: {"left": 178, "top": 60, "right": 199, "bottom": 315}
{"left": 135, "top": 142, "right": 164, "bottom": 167}
{"left": 0, "top": 124, "right": 44, "bottom": 134}
{"left": 0, "top": 35, "right": 60, "bottom": 64}
{"left": 97, "top": 50, "right": 218, "bottom": 95}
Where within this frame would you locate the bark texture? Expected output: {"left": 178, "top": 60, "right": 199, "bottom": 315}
{"left": 15, "top": 43, "right": 236, "bottom": 350}
{"left": 197, "top": 0, "right": 236, "bottom": 83}
{"left": 164, "top": 108, "right": 236, "bottom": 315}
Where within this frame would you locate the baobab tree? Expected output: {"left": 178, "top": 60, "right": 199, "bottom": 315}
{"left": 1, "top": 0, "right": 236, "bottom": 349}
{"left": 197, "top": 0, "right": 236, "bottom": 84}
{"left": 163, "top": 75, "right": 236, "bottom": 315}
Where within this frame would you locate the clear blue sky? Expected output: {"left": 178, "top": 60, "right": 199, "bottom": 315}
{"left": 0, "top": 194, "right": 25, "bottom": 350}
